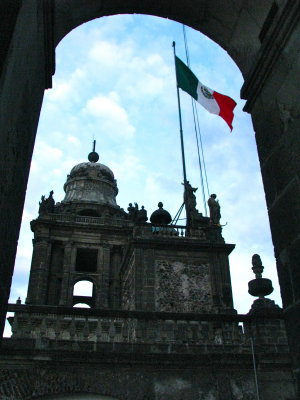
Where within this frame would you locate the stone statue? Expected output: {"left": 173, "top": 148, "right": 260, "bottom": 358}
{"left": 137, "top": 205, "right": 148, "bottom": 222}
{"left": 207, "top": 194, "right": 221, "bottom": 225}
{"left": 39, "top": 191, "right": 55, "bottom": 215}
{"left": 183, "top": 181, "right": 197, "bottom": 213}
{"left": 47, "top": 190, "right": 55, "bottom": 212}
{"left": 127, "top": 202, "right": 135, "bottom": 216}
{"left": 127, "top": 202, "right": 139, "bottom": 221}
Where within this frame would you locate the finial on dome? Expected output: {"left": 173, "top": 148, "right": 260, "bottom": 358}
{"left": 88, "top": 139, "right": 99, "bottom": 163}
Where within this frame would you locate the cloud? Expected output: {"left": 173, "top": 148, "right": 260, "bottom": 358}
{"left": 108, "top": 150, "right": 144, "bottom": 182}
{"left": 84, "top": 92, "right": 136, "bottom": 139}
{"left": 89, "top": 40, "right": 126, "bottom": 67}
{"left": 67, "top": 136, "right": 81, "bottom": 147}
{"left": 34, "top": 141, "right": 64, "bottom": 165}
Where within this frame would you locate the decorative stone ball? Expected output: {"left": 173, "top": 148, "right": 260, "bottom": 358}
{"left": 88, "top": 151, "right": 99, "bottom": 163}
{"left": 150, "top": 202, "right": 172, "bottom": 225}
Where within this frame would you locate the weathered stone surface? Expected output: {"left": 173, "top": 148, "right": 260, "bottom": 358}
{"left": 0, "top": 354, "right": 295, "bottom": 400}
{"left": 155, "top": 260, "right": 212, "bottom": 312}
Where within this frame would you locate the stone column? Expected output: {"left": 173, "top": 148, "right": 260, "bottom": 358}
{"left": 26, "top": 238, "right": 51, "bottom": 305}
{"left": 95, "top": 245, "right": 110, "bottom": 308}
{"left": 59, "top": 242, "right": 73, "bottom": 306}
{"left": 135, "top": 248, "right": 150, "bottom": 310}
{"left": 109, "top": 246, "right": 122, "bottom": 308}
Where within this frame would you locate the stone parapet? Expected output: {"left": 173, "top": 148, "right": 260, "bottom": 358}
{"left": 6, "top": 304, "right": 289, "bottom": 351}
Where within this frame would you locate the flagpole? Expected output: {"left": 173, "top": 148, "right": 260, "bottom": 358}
{"left": 172, "top": 41, "right": 187, "bottom": 185}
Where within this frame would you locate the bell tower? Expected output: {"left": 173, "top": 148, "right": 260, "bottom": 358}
{"left": 26, "top": 145, "right": 127, "bottom": 310}
{"left": 3, "top": 146, "right": 295, "bottom": 400}
{"left": 12, "top": 145, "right": 239, "bottom": 339}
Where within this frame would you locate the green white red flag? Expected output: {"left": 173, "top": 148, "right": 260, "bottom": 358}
{"left": 175, "top": 55, "right": 236, "bottom": 131}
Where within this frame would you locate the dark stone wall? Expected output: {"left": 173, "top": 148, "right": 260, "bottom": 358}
{"left": 0, "top": 0, "right": 46, "bottom": 340}
{"left": 241, "top": 2, "right": 300, "bottom": 392}
{"left": 0, "top": 0, "right": 21, "bottom": 77}
{"left": 0, "top": 350, "right": 295, "bottom": 400}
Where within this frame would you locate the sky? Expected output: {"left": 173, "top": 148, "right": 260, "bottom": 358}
{"left": 4, "top": 14, "right": 282, "bottom": 335}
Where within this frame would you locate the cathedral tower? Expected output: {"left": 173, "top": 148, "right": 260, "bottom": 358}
{"left": 1, "top": 149, "right": 295, "bottom": 400}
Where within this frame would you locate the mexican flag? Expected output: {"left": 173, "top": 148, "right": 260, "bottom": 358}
{"left": 175, "top": 55, "right": 236, "bottom": 131}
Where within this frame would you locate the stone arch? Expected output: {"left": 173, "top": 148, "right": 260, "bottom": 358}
{"left": 53, "top": 0, "right": 272, "bottom": 77}
{"left": 73, "top": 276, "right": 97, "bottom": 288}
{"left": 73, "top": 278, "right": 96, "bottom": 308}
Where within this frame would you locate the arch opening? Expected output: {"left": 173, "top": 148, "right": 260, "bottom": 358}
{"left": 9, "top": 11, "right": 280, "bottom": 321}
{"left": 0, "top": 0, "right": 299, "bottom": 393}
{"left": 54, "top": 1, "right": 274, "bottom": 76}
{"left": 73, "top": 280, "right": 95, "bottom": 308}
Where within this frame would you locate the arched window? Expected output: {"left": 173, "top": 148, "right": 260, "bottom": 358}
{"left": 73, "top": 280, "right": 93, "bottom": 297}
{"left": 75, "top": 248, "right": 98, "bottom": 272}
{"left": 77, "top": 209, "right": 100, "bottom": 217}
{"left": 73, "top": 280, "right": 95, "bottom": 308}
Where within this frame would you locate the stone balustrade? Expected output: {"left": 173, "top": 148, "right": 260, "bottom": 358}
{"left": 48, "top": 215, "right": 208, "bottom": 239}
{"left": 9, "top": 313, "right": 242, "bottom": 345}
{"left": 50, "top": 214, "right": 129, "bottom": 227}
{"left": 6, "top": 305, "right": 288, "bottom": 351}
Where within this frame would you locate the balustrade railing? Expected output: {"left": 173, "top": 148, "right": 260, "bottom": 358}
{"left": 49, "top": 213, "right": 129, "bottom": 227}
{"left": 48, "top": 214, "right": 206, "bottom": 239}
{"left": 5, "top": 304, "right": 284, "bottom": 347}
{"left": 9, "top": 312, "right": 242, "bottom": 345}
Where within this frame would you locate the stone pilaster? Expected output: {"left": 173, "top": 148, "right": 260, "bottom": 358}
{"left": 59, "top": 242, "right": 73, "bottom": 306}
{"left": 95, "top": 245, "right": 110, "bottom": 308}
{"left": 26, "top": 238, "right": 51, "bottom": 305}
{"left": 134, "top": 248, "right": 147, "bottom": 310}
{"left": 109, "top": 246, "right": 122, "bottom": 308}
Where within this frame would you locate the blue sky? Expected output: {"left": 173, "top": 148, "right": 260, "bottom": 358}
{"left": 5, "top": 14, "right": 281, "bottom": 334}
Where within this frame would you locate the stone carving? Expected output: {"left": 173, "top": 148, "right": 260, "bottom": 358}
{"left": 127, "top": 202, "right": 147, "bottom": 222}
{"left": 184, "top": 181, "right": 197, "bottom": 214}
{"left": 155, "top": 260, "right": 212, "bottom": 312}
{"left": 122, "top": 257, "right": 135, "bottom": 310}
{"left": 207, "top": 194, "right": 221, "bottom": 225}
{"left": 137, "top": 205, "right": 148, "bottom": 222}
{"left": 84, "top": 181, "right": 97, "bottom": 191}
{"left": 38, "top": 190, "right": 55, "bottom": 215}
{"left": 183, "top": 181, "right": 205, "bottom": 227}
{"left": 127, "top": 202, "right": 137, "bottom": 220}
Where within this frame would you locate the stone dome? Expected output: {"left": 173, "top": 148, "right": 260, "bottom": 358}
{"left": 150, "top": 202, "right": 172, "bottom": 225}
{"left": 62, "top": 157, "right": 118, "bottom": 206}
{"left": 68, "top": 162, "right": 115, "bottom": 183}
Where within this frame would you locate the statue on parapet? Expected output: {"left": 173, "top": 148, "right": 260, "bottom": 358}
{"left": 207, "top": 194, "right": 221, "bottom": 225}
{"left": 137, "top": 205, "right": 148, "bottom": 222}
{"left": 127, "top": 202, "right": 148, "bottom": 222}
{"left": 183, "top": 181, "right": 197, "bottom": 214}
{"left": 39, "top": 190, "right": 55, "bottom": 215}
